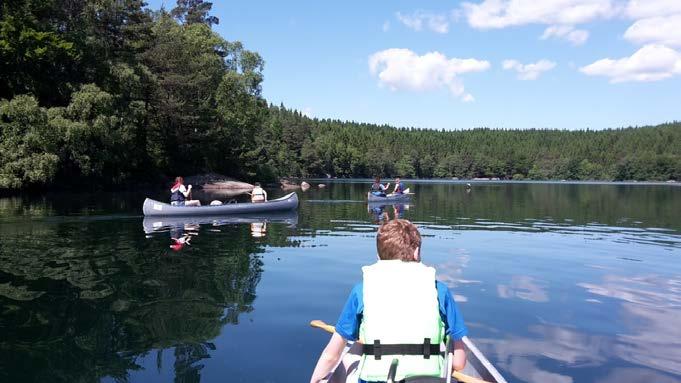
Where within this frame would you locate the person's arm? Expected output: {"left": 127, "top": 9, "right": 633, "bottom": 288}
{"left": 436, "top": 281, "right": 468, "bottom": 371}
{"left": 180, "top": 185, "right": 192, "bottom": 198}
{"left": 263, "top": 189, "right": 268, "bottom": 201}
{"left": 452, "top": 339, "right": 466, "bottom": 372}
{"left": 311, "top": 283, "right": 363, "bottom": 382}
{"left": 309, "top": 333, "right": 347, "bottom": 383}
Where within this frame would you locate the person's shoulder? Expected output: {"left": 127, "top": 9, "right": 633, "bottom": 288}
{"left": 435, "top": 280, "right": 453, "bottom": 297}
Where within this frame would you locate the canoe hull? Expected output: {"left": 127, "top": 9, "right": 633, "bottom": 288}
{"left": 367, "top": 188, "right": 413, "bottom": 202}
{"left": 142, "top": 192, "right": 298, "bottom": 217}
{"left": 324, "top": 336, "right": 507, "bottom": 383}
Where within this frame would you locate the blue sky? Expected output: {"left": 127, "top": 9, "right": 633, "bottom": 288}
{"left": 146, "top": 0, "right": 681, "bottom": 130}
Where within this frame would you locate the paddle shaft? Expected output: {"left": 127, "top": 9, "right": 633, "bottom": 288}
{"left": 309, "top": 320, "right": 491, "bottom": 383}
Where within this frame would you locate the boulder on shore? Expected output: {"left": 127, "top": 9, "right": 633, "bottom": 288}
{"left": 202, "top": 181, "right": 254, "bottom": 190}
{"left": 183, "top": 173, "right": 254, "bottom": 190}
{"left": 280, "top": 179, "right": 312, "bottom": 191}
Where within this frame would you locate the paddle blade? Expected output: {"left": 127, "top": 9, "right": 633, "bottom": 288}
{"left": 452, "top": 371, "right": 492, "bottom": 383}
{"left": 310, "top": 319, "right": 336, "bottom": 334}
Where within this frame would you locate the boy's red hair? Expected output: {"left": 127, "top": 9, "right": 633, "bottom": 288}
{"left": 376, "top": 219, "right": 421, "bottom": 261}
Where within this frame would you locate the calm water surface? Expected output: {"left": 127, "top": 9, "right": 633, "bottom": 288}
{"left": 1, "top": 181, "right": 680, "bottom": 383}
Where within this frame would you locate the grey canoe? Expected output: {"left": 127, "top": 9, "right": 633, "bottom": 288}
{"left": 142, "top": 210, "right": 299, "bottom": 234}
{"left": 142, "top": 192, "right": 298, "bottom": 217}
{"left": 367, "top": 188, "right": 413, "bottom": 202}
{"left": 325, "top": 336, "right": 507, "bottom": 383}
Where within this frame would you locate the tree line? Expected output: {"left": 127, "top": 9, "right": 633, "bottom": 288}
{"left": 1, "top": 0, "right": 679, "bottom": 191}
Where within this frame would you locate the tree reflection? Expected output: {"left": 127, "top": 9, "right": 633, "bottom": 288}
{"left": 0, "top": 215, "right": 269, "bottom": 383}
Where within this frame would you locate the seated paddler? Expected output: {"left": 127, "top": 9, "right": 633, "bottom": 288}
{"left": 371, "top": 176, "right": 389, "bottom": 197}
{"left": 309, "top": 219, "right": 468, "bottom": 383}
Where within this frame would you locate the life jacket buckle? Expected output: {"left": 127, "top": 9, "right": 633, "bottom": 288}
{"left": 374, "top": 339, "right": 382, "bottom": 360}
{"left": 423, "top": 338, "right": 431, "bottom": 359}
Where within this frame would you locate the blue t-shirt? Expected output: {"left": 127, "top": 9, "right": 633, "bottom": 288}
{"left": 335, "top": 281, "right": 468, "bottom": 341}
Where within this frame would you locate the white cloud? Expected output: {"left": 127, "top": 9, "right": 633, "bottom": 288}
{"left": 396, "top": 11, "right": 450, "bottom": 34}
{"left": 624, "top": 14, "right": 681, "bottom": 47}
{"left": 461, "top": 0, "right": 617, "bottom": 29}
{"left": 580, "top": 44, "right": 681, "bottom": 83}
{"left": 368, "top": 48, "right": 490, "bottom": 101}
{"left": 624, "top": 0, "right": 681, "bottom": 19}
{"left": 503, "top": 59, "right": 557, "bottom": 80}
{"left": 541, "top": 25, "right": 589, "bottom": 45}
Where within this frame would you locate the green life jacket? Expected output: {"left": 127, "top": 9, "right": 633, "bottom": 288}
{"left": 359, "top": 260, "right": 444, "bottom": 382}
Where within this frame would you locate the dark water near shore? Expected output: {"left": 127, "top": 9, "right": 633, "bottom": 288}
{"left": 1, "top": 181, "right": 680, "bottom": 383}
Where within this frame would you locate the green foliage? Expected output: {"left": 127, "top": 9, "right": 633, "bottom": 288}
{"left": 0, "top": 95, "right": 59, "bottom": 188}
{"left": 260, "top": 110, "right": 680, "bottom": 182}
{"left": 172, "top": 0, "right": 219, "bottom": 26}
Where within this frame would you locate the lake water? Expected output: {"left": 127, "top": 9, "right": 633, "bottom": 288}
{"left": 1, "top": 181, "right": 680, "bottom": 383}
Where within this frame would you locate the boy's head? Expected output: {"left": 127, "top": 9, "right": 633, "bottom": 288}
{"left": 376, "top": 219, "right": 421, "bottom": 262}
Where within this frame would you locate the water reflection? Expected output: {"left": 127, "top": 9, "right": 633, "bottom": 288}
{"left": 0, "top": 182, "right": 680, "bottom": 383}
{"left": 497, "top": 276, "right": 549, "bottom": 303}
{"left": 142, "top": 211, "right": 298, "bottom": 246}
{"left": 367, "top": 203, "right": 409, "bottom": 223}
{"left": 579, "top": 274, "right": 681, "bottom": 376}
{"left": 251, "top": 222, "right": 266, "bottom": 238}
{"left": 465, "top": 272, "right": 681, "bottom": 383}
{"left": 0, "top": 213, "right": 277, "bottom": 382}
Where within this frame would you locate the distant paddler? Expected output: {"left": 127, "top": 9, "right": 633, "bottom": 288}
{"left": 170, "top": 176, "right": 201, "bottom": 206}
{"left": 392, "top": 177, "right": 407, "bottom": 194}
{"left": 370, "top": 176, "right": 390, "bottom": 197}
{"left": 249, "top": 182, "right": 268, "bottom": 203}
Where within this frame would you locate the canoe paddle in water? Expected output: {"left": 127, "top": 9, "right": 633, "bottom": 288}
{"left": 310, "top": 320, "right": 492, "bottom": 383}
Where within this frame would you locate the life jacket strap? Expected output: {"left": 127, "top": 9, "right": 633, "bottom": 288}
{"left": 362, "top": 339, "right": 440, "bottom": 360}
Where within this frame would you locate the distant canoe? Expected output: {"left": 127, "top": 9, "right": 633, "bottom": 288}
{"left": 142, "top": 192, "right": 298, "bottom": 217}
{"left": 367, "top": 188, "right": 413, "bottom": 202}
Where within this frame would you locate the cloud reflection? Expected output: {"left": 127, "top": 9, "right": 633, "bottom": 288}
{"left": 579, "top": 274, "right": 681, "bottom": 376}
{"left": 497, "top": 275, "right": 549, "bottom": 303}
{"left": 475, "top": 323, "right": 603, "bottom": 383}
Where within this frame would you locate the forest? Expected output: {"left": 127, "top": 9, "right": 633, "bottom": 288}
{"left": 1, "top": 0, "right": 680, "bottom": 191}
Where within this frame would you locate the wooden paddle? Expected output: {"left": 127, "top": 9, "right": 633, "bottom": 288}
{"left": 310, "top": 320, "right": 492, "bottom": 383}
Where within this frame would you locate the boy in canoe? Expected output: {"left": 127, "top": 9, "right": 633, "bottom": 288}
{"left": 392, "top": 177, "right": 406, "bottom": 194}
{"left": 310, "top": 219, "right": 467, "bottom": 382}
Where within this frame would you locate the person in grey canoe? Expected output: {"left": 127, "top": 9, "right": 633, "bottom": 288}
{"left": 249, "top": 182, "right": 268, "bottom": 203}
{"left": 392, "top": 177, "right": 406, "bottom": 194}
{"left": 371, "top": 176, "right": 390, "bottom": 197}
{"left": 170, "top": 177, "right": 201, "bottom": 206}
{"left": 309, "top": 219, "right": 468, "bottom": 383}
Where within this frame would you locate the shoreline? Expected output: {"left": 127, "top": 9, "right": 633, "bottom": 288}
{"left": 304, "top": 178, "right": 680, "bottom": 187}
